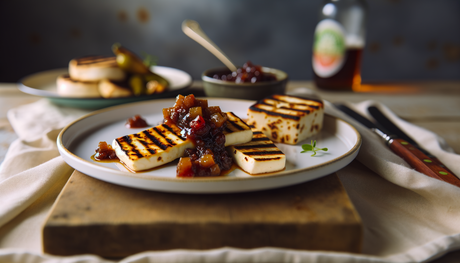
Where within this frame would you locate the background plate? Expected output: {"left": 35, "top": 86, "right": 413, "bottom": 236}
{"left": 57, "top": 98, "right": 361, "bottom": 193}
{"left": 19, "top": 66, "right": 192, "bottom": 109}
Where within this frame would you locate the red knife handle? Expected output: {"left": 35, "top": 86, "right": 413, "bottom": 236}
{"left": 389, "top": 138, "right": 460, "bottom": 187}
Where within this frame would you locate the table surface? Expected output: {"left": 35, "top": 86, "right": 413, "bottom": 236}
{"left": 1, "top": 81, "right": 460, "bottom": 262}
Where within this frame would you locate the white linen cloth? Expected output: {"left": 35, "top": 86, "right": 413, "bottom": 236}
{"left": 1, "top": 96, "right": 460, "bottom": 263}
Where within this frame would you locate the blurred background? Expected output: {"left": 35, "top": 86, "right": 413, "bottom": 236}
{"left": 0, "top": 0, "right": 459, "bottom": 83}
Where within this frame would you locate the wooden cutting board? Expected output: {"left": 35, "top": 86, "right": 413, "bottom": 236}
{"left": 43, "top": 171, "right": 362, "bottom": 258}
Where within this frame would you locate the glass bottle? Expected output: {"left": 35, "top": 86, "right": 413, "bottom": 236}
{"left": 312, "top": 0, "right": 367, "bottom": 90}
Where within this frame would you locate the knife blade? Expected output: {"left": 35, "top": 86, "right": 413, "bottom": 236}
{"left": 334, "top": 103, "right": 460, "bottom": 188}
{"left": 368, "top": 106, "right": 443, "bottom": 158}
{"left": 367, "top": 105, "right": 459, "bottom": 185}
{"left": 367, "top": 106, "right": 418, "bottom": 145}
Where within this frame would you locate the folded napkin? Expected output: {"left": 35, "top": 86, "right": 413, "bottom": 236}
{"left": 0, "top": 95, "right": 459, "bottom": 263}
{"left": 0, "top": 99, "right": 90, "bottom": 250}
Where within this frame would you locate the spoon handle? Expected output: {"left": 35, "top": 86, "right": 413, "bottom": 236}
{"left": 181, "top": 20, "right": 238, "bottom": 72}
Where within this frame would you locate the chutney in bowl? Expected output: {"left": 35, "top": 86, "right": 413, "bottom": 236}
{"left": 202, "top": 62, "right": 288, "bottom": 100}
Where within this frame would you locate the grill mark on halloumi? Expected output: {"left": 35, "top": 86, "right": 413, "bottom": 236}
{"left": 76, "top": 56, "right": 117, "bottom": 66}
{"left": 233, "top": 144, "right": 277, "bottom": 149}
{"left": 277, "top": 106, "right": 311, "bottom": 113}
{"left": 123, "top": 135, "right": 132, "bottom": 143}
{"left": 227, "top": 120, "right": 244, "bottom": 131}
{"left": 254, "top": 157, "right": 282, "bottom": 161}
{"left": 161, "top": 123, "right": 187, "bottom": 141}
{"left": 141, "top": 130, "right": 169, "bottom": 150}
{"left": 134, "top": 134, "right": 156, "bottom": 154}
{"left": 224, "top": 112, "right": 250, "bottom": 132}
{"left": 243, "top": 150, "right": 284, "bottom": 156}
{"left": 251, "top": 137, "right": 271, "bottom": 142}
{"left": 153, "top": 126, "right": 177, "bottom": 147}
{"left": 129, "top": 134, "right": 154, "bottom": 158}
{"left": 118, "top": 136, "right": 143, "bottom": 159}
{"left": 260, "top": 100, "right": 313, "bottom": 113}
{"left": 270, "top": 94, "right": 323, "bottom": 104}
{"left": 136, "top": 137, "right": 157, "bottom": 155}
{"left": 249, "top": 105, "right": 301, "bottom": 121}
{"left": 254, "top": 95, "right": 323, "bottom": 118}
{"left": 269, "top": 99, "right": 320, "bottom": 109}
{"left": 304, "top": 105, "right": 320, "bottom": 109}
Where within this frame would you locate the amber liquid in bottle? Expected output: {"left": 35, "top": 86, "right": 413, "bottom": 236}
{"left": 314, "top": 48, "right": 362, "bottom": 90}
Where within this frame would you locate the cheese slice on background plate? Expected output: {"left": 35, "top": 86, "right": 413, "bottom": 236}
{"left": 56, "top": 74, "right": 101, "bottom": 98}
{"left": 69, "top": 55, "right": 126, "bottom": 82}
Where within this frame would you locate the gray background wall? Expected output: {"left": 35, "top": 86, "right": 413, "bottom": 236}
{"left": 0, "top": 0, "right": 459, "bottom": 83}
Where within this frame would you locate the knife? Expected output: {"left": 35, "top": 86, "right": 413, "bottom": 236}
{"left": 367, "top": 105, "right": 459, "bottom": 185}
{"left": 334, "top": 103, "right": 460, "bottom": 188}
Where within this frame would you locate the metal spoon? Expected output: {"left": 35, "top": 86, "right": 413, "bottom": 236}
{"left": 182, "top": 19, "right": 238, "bottom": 72}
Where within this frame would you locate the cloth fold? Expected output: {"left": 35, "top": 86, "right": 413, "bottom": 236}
{"left": 0, "top": 96, "right": 459, "bottom": 263}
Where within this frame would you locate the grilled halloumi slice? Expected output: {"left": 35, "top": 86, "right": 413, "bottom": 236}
{"left": 69, "top": 55, "right": 126, "bottom": 82}
{"left": 247, "top": 94, "right": 324, "bottom": 145}
{"left": 113, "top": 123, "right": 193, "bottom": 172}
{"left": 112, "top": 112, "right": 253, "bottom": 172}
{"left": 228, "top": 130, "right": 286, "bottom": 174}
{"left": 56, "top": 74, "right": 101, "bottom": 98}
{"left": 223, "top": 112, "right": 253, "bottom": 146}
{"left": 98, "top": 79, "right": 133, "bottom": 98}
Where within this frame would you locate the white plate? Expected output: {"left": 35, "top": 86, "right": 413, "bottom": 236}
{"left": 57, "top": 98, "right": 361, "bottom": 193}
{"left": 19, "top": 66, "right": 192, "bottom": 109}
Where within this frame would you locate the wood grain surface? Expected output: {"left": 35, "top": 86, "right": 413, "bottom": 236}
{"left": 43, "top": 171, "right": 362, "bottom": 258}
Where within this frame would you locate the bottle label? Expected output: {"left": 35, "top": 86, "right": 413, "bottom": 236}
{"left": 312, "top": 19, "right": 346, "bottom": 78}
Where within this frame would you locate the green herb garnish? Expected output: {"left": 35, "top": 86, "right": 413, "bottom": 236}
{"left": 301, "top": 140, "right": 328, "bottom": 156}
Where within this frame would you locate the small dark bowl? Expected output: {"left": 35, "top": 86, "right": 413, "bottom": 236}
{"left": 202, "top": 67, "right": 288, "bottom": 100}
